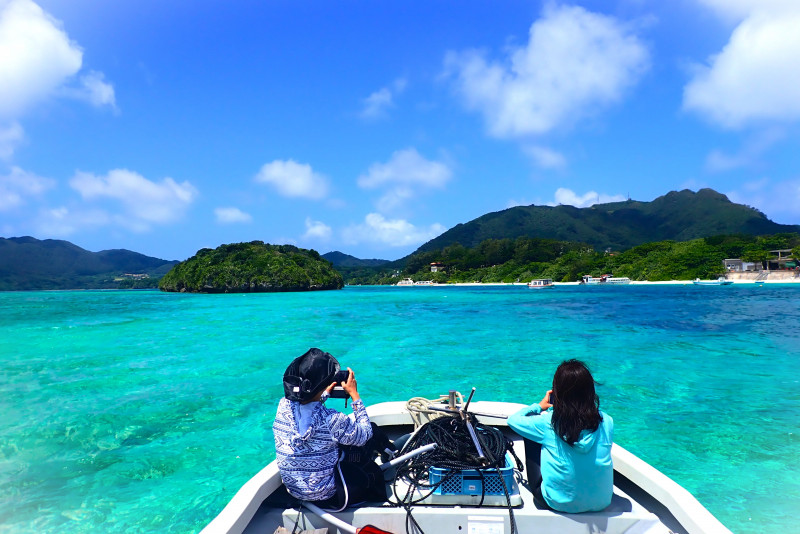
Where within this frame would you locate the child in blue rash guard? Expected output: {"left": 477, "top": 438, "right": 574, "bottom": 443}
{"left": 507, "top": 359, "right": 613, "bottom": 513}
{"left": 273, "top": 348, "right": 393, "bottom": 509}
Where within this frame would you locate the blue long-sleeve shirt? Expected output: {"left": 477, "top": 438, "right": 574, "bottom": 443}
{"left": 273, "top": 397, "right": 372, "bottom": 501}
{"left": 507, "top": 403, "right": 614, "bottom": 513}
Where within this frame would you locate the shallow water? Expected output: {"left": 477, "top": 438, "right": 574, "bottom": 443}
{"left": 1, "top": 285, "right": 798, "bottom": 533}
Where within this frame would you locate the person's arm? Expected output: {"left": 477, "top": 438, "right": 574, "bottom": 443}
{"left": 507, "top": 391, "right": 552, "bottom": 443}
{"left": 327, "top": 368, "right": 372, "bottom": 446}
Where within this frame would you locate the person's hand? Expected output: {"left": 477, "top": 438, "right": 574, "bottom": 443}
{"left": 324, "top": 381, "right": 337, "bottom": 396}
{"left": 539, "top": 390, "right": 553, "bottom": 411}
{"left": 341, "top": 368, "right": 360, "bottom": 402}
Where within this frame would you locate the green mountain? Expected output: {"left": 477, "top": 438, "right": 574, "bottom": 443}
{"left": 321, "top": 251, "right": 389, "bottom": 268}
{"left": 0, "top": 236, "right": 177, "bottom": 291}
{"left": 414, "top": 189, "right": 800, "bottom": 254}
{"left": 159, "top": 241, "right": 343, "bottom": 293}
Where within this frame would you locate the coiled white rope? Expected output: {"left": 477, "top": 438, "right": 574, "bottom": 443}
{"left": 405, "top": 392, "right": 464, "bottom": 429}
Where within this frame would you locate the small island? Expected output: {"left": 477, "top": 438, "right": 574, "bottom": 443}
{"left": 159, "top": 241, "right": 343, "bottom": 293}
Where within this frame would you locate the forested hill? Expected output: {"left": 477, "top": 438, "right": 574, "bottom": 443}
{"left": 0, "top": 237, "right": 177, "bottom": 290}
{"left": 159, "top": 242, "right": 343, "bottom": 293}
{"left": 321, "top": 251, "right": 389, "bottom": 267}
{"left": 414, "top": 189, "right": 800, "bottom": 254}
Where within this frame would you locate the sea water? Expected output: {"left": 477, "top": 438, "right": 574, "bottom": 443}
{"left": 0, "top": 285, "right": 798, "bottom": 534}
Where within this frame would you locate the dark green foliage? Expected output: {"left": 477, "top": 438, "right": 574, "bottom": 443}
{"left": 340, "top": 233, "right": 800, "bottom": 285}
{"left": 414, "top": 189, "right": 800, "bottom": 254}
{"left": 0, "top": 237, "right": 177, "bottom": 291}
{"left": 159, "top": 241, "right": 343, "bottom": 293}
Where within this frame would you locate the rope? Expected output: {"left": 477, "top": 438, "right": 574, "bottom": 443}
{"left": 388, "top": 411, "right": 519, "bottom": 534}
{"left": 405, "top": 393, "right": 463, "bottom": 429}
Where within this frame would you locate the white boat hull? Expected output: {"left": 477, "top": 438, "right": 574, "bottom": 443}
{"left": 693, "top": 278, "right": 733, "bottom": 286}
{"left": 202, "top": 401, "right": 731, "bottom": 534}
{"left": 582, "top": 276, "right": 631, "bottom": 285}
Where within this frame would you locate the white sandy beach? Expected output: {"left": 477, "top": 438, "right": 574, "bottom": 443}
{"left": 420, "top": 276, "right": 800, "bottom": 287}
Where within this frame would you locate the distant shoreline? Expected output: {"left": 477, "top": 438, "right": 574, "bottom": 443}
{"left": 386, "top": 279, "right": 800, "bottom": 287}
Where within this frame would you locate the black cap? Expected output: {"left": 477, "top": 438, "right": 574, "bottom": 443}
{"left": 283, "top": 348, "right": 340, "bottom": 402}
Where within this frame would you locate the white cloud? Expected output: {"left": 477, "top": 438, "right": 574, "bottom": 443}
{"left": 0, "top": 165, "right": 54, "bottom": 210}
{"left": 444, "top": 4, "right": 649, "bottom": 138}
{"left": 727, "top": 178, "right": 800, "bottom": 221}
{"left": 73, "top": 70, "right": 117, "bottom": 109}
{"left": 69, "top": 169, "right": 198, "bottom": 230}
{"left": 705, "top": 151, "right": 746, "bottom": 174}
{"left": 551, "top": 187, "right": 626, "bottom": 208}
{"left": 361, "top": 88, "right": 392, "bottom": 119}
{"left": 0, "top": 121, "right": 24, "bottom": 160}
{"left": 358, "top": 148, "right": 451, "bottom": 189}
{"left": 358, "top": 148, "right": 452, "bottom": 212}
{"left": 523, "top": 145, "right": 567, "bottom": 170}
{"left": 342, "top": 213, "right": 446, "bottom": 248}
{"left": 695, "top": 0, "right": 794, "bottom": 23}
{"left": 254, "top": 159, "right": 329, "bottom": 200}
{"left": 705, "top": 128, "right": 784, "bottom": 172}
{"left": 360, "top": 78, "right": 407, "bottom": 119}
{"left": 684, "top": 2, "right": 800, "bottom": 128}
{"left": 214, "top": 206, "right": 252, "bottom": 224}
{"left": 0, "top": 0, "right": 82, "bottom": 118}
{"left": 373, "top": 187, "right": 415, "bottom": 214}
{"left": 0, "top": 0, "right": 115, "bottom": 121}
{"left": 302, "top": 217, "right": 332, "bottom": 240}
{"left": 35, "top": 206, "right": 110, "bottom": 237}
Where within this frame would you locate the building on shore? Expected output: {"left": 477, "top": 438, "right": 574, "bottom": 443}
{"left": 724, "top": 250, "right": 797, "bottom": 273}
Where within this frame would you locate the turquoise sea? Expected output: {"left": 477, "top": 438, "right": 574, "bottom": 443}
{"left": 1, "top": 285, "right": 799, "bottom": 533}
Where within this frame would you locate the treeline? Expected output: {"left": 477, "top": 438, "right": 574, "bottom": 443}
{"left": 159, "top": 241, "right": 343, "bottom": 293}
{"left": 341, "top": 233, "right": 800, "bottom": 285}
{"left": 117, "top": 277, "right": 161, "bottom": 289}
{"left": 0, "top": 274, "right": 162, "bottom": 291}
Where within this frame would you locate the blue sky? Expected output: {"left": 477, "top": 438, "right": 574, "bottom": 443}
{"left": 1, "top": 0, "right": 799, "bottom": 261}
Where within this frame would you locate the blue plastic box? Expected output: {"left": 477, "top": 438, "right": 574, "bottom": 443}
{"left": 429, "top": 452, "right": 518, "bottom": 496}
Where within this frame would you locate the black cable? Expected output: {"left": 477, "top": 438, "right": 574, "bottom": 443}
{"left": 387, "top": 414, "right": 518, "bottom": 534}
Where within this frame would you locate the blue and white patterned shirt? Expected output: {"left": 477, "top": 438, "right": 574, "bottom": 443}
{"left": 273, "top": 397, "right": 372, "bottom": 501}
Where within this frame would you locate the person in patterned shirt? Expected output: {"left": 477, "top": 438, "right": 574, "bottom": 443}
{"left": 273, "top": 348, "right": 392, "bottom": 510}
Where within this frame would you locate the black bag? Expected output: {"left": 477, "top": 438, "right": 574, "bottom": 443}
{"left": 337, "top": 423, "right": 396, "bottom": 503}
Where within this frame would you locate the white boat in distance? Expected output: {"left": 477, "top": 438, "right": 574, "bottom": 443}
{"left": 581, "top": 275, "right": 631, "bottom": 285}
{"left": 203, "top": 399, "right": 731, "bottom": 534}
{"left": 527, "top": 278, "right": 554, "bottom": 289}
{"left": 395, "top": 279, "right": 436, "bottom": 286}
{"left": 693, "top": 277, "right": 733, "bottom": 286}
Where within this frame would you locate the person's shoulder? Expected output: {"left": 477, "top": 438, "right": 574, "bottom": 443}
{"left": 600, "top": 411, "right": 613, "bottom": 426}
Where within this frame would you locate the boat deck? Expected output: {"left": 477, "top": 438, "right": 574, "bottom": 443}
{"left": 203, "top": 401, "right": 730, "bottom": 534}
{"left": 238, "top": 402, "right": 687, "bottom": 534}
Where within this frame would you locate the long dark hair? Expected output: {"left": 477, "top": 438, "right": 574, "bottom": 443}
{"left": 550, "top": 359, "right": 602, "bottom": 445}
